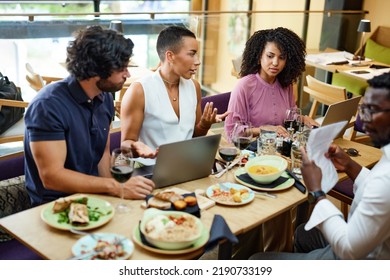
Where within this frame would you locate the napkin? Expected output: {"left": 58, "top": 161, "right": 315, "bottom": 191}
{"left": 306, "top": 121, "right": 347, "bottom": 193}
{"left": 236, "top": 173, "right": 289, "bottom": 189}
{"left": 145, "top": 192, "right": 201, "bottom": 218}
{"left": 205, "top": 214, "right": 239, "bottom": 251}
{"left": 248, "top": 139, "right": 258, "bottom": 152}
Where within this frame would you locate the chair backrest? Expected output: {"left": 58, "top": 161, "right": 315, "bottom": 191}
{"left": 0, "top": 99, "right": 29, "bottom": 144}
{"left": 25, "top": 63, "right": 45, "bottom": 91}
{"left": 109, "top": 128, "right": 121, "bottom": 153}
{"left": 201, "top": 92, "right": 231, "bottom": 114}
{"left": 114, "top": 86, "right": 129, "bottom": 118}
{"left": 356, "top": 25, "right": 390, "bottom": 56}
{"left": 304, "top": 75, "right": 347, "bottom": 119}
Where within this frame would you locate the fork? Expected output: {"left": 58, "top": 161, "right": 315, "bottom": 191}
{"left": 214, "top": 158, "right": 240, "bottom": 178}
{"left": 70, "top": 228, "right": 100, "bottom": 241}
{"left": 252, "top": 190, "right": 277, "bottom": 199}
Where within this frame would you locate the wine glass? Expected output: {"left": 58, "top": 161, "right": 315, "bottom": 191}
{"left": 217, "top": 146, "right": 239, "bottom": 179}
{"left": 284, "top": 108, "right": 302, "bottom": 135}
{"left": 110, "top": 148, "right": 134, "bottom": 213}
{"left": 231, "top": 120, "right": 253, "bottom": 166}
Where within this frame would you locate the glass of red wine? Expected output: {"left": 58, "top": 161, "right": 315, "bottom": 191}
{"left": 284, "top": 108, "right": 302, "bottom": 135}
{"left": 110, "top": 148, "right": 134, "bottom": 213}
{"left": 218, "top": 146, "right": 239, "bottom": 179}
{"left": 231, "top": 120, "right": 253, "bottom": 168}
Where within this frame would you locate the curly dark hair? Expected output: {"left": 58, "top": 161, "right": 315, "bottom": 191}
{"left": 368, "top": 72, "right": 390, "bottom": 100}
{"left": 156, "top": 25, "right": 196, "bottom": 61}
{"left": 240, "top": 27, "right": 306, "bottom": 88}
{"left": 66, "top": 25, "right": 134, "bottom": 80}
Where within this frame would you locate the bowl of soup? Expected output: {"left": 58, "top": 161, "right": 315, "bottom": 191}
{"left": 245, "top": 155, "right": 287, "bottom": 184}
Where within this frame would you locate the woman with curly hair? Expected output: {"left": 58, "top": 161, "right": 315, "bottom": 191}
{"left": 225, "top": 27, "right": 317, "bottom": 139}
{"left": 222, "top": 28, "right": 317, "bottom": 256}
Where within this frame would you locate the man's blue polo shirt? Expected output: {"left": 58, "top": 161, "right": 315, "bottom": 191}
{"left": 24, "top": 76, "right": 114, "bottom": 206}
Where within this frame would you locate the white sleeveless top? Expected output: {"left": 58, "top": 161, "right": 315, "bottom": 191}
{"left": 137, "top": 69, "right": 197, "bottom": 165}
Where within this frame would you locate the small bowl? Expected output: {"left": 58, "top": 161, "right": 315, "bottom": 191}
{"left": 245, "top": 155, "right": 287, "bottom": 184}
{"left": 140, "top": 208, "right": 203, "bottom": 250}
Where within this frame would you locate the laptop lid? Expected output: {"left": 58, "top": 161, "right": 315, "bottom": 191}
{"left": 134, "top": 134, "right": 221, "bottom": 188}
{"left": 321, "top": 96, "right": 361, "bottom": 139}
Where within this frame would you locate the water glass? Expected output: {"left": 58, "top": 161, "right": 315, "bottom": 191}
{"left": 290, "top": 144, "right": 303, "bottom": 179}
{"left": 257, "top": 129, "right": 277, "bottom": 156}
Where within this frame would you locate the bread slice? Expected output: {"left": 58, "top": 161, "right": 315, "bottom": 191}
{"left": 52, "top": 195, "right": 88, "bottom": 213}
{"left": 69, "top": 203, "right": 89, "bottom": 224}
{"left": 155, "top": 191, "right": 184, "bottom": 203}
{"left": 147, "top": 197, "right": 171, "bottom": 210}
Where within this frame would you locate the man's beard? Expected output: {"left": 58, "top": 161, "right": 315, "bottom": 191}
{"left": 96, "top": 79, "right": 124, "bottom": 93}
{"left": 371, "top": 130, "right": 390, "bottom": 148}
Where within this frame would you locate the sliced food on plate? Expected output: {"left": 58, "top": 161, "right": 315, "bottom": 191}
{"left": 206, "top": 183, "right": 255, "bottom": 206}
{"left": 147, "top": 190, "right": 198, "bottom": 211}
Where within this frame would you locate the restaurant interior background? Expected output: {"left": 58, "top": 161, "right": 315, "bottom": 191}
{"left": 0, "top": 0, "right": 388, "bottom": 99}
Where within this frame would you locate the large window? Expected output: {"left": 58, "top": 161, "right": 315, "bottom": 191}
{"left": 0, "top": 1, "right": 191, "bottom": 87}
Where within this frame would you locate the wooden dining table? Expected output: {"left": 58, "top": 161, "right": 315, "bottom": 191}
{"left": 0, "top": 135, "right": 382, "bottom": 260}
{"left": 305, "top": 49, "right": 390, "bottom": 84}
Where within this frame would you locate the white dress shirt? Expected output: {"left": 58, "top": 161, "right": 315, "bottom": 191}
{"left": 305, "top": 143, "right": 390, "bottom": 259}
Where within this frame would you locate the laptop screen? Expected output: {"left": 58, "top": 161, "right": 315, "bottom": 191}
{"left": 321, "top": 96, "right": 361, "bottom": 139}
{"left": 133, "top": 134, "right": 221, "bottom": 188}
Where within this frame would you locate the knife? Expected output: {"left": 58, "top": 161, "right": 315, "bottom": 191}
{"left": 214, "top": 157, "right": 241, "bottom": 178}
{"left": 285, "top": 169, "right": 306, "bottom": 194}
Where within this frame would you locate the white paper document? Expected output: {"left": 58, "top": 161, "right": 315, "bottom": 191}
{"left": 305, "top": 51, "right": 371, "bottom": 66}
{"left": 306, "top": 121, "right": 348, "bottom": 193}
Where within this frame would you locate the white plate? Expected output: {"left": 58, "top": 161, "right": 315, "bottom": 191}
{"left": 72, "top": 233, "right": 134, "bottom": 260}
{"left": 206, "top": 182, "right": 255, "bottom": 206}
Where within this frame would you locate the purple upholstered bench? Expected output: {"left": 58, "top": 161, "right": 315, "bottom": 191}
{"left": 0, "top": 152, "right": 42, "bottom": 260}
{"left": 201, "top": 92, "right": 231, "bottom": 114}
{"left": 328, "top": 179, "right": 354, "bottom": 220}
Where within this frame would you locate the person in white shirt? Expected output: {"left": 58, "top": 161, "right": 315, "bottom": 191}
{"left": 250, "top": 72, "right": 390, "bottom": 259}
{"left": 121, "top": 26, "right": 228, "bottom": 164}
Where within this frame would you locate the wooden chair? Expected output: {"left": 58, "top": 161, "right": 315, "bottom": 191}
{"left": 25, "top": 63, "right": 61, "bottom": 92}
{"left": 304, "top": 75, "right": 348, "bottom": 119}
{"left": 0, "top": 98, "right": 29, "bottom": 144}
{"left": 355, "top": 25, "right": 390, "bottom": 60}
{"left": 305, "top": 75, "right": 364, "bottom": 141}
{"left": 114, "top": 86, "right": 128, "bottom": 119}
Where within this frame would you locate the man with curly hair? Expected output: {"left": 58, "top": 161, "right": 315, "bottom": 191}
{"left": 225, "top": 27, "right": 317, "bottom": 138}
{"left": 24, "top": 26, "right": 155, "bottom": 207}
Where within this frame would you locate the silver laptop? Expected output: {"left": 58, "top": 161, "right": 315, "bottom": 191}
{"left": 133, "top": 134, "right": 221, "bottom": 188}
{"left": 319, "top": 96, "right": 362, "bottom": 139}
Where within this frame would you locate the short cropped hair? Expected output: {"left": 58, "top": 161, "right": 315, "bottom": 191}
{"left": 66, "top": 25, "right": 134, "bottom": 80}
{"left": 240, "top": 27, "right": 306, "bottom": 88}
{"left": 367, "top": 72, "right": 390, "bottom": 100}
{"left": 156, "top": 25, "right": 196, "bottom": 61}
